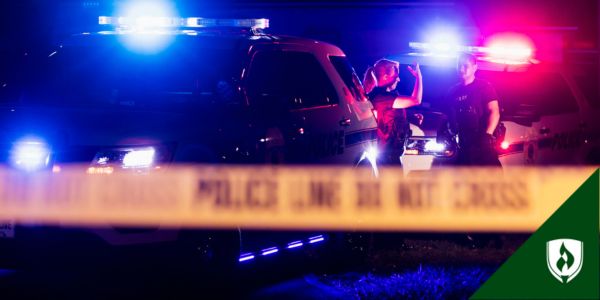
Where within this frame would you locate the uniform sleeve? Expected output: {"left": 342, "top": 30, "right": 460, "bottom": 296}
{"left": 443, "top": 88, "right": 458, "bottom": 135}
{"left": 481, "top": 81, "right": 499, "bottom": 104}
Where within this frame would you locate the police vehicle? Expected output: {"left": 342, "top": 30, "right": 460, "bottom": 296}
{"left": 0, "top": 16, "right": 378, "bottom": 269}
{"left": 395, "top": 38, "right": 600, "bottom": 173}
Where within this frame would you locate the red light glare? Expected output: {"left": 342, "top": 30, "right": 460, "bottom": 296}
{"left": 484, "top": 33, "right": 535, "bottom": 64}
{"left": 500, "top": 141, "right": 510, "bottom": 150}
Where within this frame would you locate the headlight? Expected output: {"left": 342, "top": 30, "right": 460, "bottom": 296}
{"left": 91, "top": 145, "right": 171, "bottom": 170}
{"left": 9, "top": 140, "right": 52, "bottom": 171}
{"left": 405, "top": 137, "right": 455, "bottom": 157}
{"left": 122, "top": 148, "right": 155, "bottom": 168}
{"left": 357, "top": 145, "right": 379, "bottom": 177}
{"left": 424, "top": 140, "right": 446, "bottom": 152}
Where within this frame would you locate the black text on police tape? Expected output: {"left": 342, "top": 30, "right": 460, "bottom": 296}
{"left": 196, "top": 178, "right": 277, "bottom": 210}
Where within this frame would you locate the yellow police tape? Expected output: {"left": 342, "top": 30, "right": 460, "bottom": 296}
{"left": 0, "top": 166, "right": 597, "bottom": 232}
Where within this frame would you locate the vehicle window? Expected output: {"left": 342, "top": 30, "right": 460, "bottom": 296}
{"left": 478, "top": 71, "right": 579, "bottom": 119}
{"left": 21, "top": 36, "right": 245, "bottom": 111}
{"left": 329, "top": 56, "right": 368, "bottom": 102}
{"left": 573, "top": 67, "right": 599, "bottom": 109}
{"left": 246, "top": 50, "right": 338, "bottom": 109}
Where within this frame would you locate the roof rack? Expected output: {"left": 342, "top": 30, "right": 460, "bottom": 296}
{"left": 98, "top": 16, "right": 269, "bottom": 30}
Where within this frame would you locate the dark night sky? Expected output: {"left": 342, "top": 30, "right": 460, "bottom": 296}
{"left": 0, "top": 0, "right": 597, "bottom": 67}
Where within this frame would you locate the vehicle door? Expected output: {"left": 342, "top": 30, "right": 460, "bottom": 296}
{"left": 245, "top": 45, "right": 346, "bottom": 164}
{"left": 488, "top": 71, "right": 582, "bottom": 165}
{"left": 328, "top": 56, "right": 378, "bottom": 164}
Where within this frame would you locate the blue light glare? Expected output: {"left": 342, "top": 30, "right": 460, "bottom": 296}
{"left": 10, "top": 140, "right": 51, "bottom": 171}
{"left": 261, "top": 247, "right": 279, "bottom": 256}
{"left": 113, "top": 0, "right": 179, "bottom": 54}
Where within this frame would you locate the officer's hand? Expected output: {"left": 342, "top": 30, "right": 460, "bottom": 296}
{"left": 412, "top": 113, "right": 424, "bottom": 126}
{"left": 407, "top": 63, "right": 421, "bottom": 78}
{"left": 482, "top": 133, "right": 496, "bottom": 148}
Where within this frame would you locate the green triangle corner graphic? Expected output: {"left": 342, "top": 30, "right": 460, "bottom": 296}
{"left": 471, "top": 169, "right": 600, "bottom": 299}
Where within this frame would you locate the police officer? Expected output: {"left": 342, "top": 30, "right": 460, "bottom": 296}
{"left": 364, "top": 59, "right": 422, "bottom": 165}
{"left": 444, "top": 53, "right": 502, "bottom": 166}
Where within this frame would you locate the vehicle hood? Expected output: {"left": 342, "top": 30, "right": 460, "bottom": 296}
{"left": 408, "top": 110, "right": 447, "bottom": 137}
{"left": 0, "top": 105, "right": 225, "bottom": 148}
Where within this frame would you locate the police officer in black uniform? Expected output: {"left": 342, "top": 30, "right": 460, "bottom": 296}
{"left": 364, "top": 59, "right": 422, "bottom": 165}
{"left": 443, "top": 53, "right": 502, "bottom": 166}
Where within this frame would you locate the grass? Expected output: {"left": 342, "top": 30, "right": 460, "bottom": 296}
{"left": 311, "top": 233, "right": 529, "bottom": 299}
{"left": 318, "top": 266, "right": 494, "bottom": 300}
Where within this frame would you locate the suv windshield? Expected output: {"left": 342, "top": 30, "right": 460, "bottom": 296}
{"left": 478, "top": 70, "right": 578, "bottom": 123}
{"left": 16, "top": 35, "right": 246, "bottom": 111}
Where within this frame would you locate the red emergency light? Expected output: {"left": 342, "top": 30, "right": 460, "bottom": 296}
{"left": 481, "top": 33, "right": 535, "bottom": 65}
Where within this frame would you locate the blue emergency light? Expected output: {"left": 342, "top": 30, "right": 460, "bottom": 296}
{"left": 9, "top": 139, "right": 52, "bottom": 172}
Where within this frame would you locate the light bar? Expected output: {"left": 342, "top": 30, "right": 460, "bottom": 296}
{"left": 409, "top": 40, "right": 535, "bottom": 65}
{"left": 99, "top": 16, "right": 269, "bottom": 30}
{"left": 287, "top": 241, "right": 304, "bottom": 249}
{"left": 239, "top": 253, "right": 255, "bottom": 262}
{"left": 409, "top": 42, "right": 480, "bottom": 55}
{"left": 186, "top": 18, "right": 269, "bottom": 29}
{"left": 261, "top": 247, "right": 279, "bottom": 256}
{"left": 309, "top": 235, "right": 325, "bottom": 244}
{"left": 237, "top": 235, "right": 327, "bottom": 264}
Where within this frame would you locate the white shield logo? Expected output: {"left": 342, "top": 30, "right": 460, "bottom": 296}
{"left": 546, "top": 239, "right": 583, "bottom": 283}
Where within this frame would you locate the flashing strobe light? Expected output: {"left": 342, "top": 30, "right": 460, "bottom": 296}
{"left": 10, "top": 140, "right": 51, "bottom": 171}
{"left": 309, "top": 235, "right": 325, "bottom": 244}
{"left": 239, "top": 253, "right": 255, "bottom": 262}
{"left": 287, "top": 241, "right": 304, "bottom": 249}
{"left": 261, "top": 247, "right": 279, "bottom": 256}
{"left": 483, "top": 33, "right": 534, "bottom": 65}
{"left": 421, "top": 27, "right": 463, "bottom": 56}
{"left": 107, "top": 0, "right": 179, "bottom": 54}
{"left": 500, "top": 141, "right": 510, "bottom": 150}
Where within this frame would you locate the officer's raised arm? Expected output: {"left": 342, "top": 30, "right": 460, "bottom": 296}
{"left": 392, "top": 63, "right": 423, "bottom": 109}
